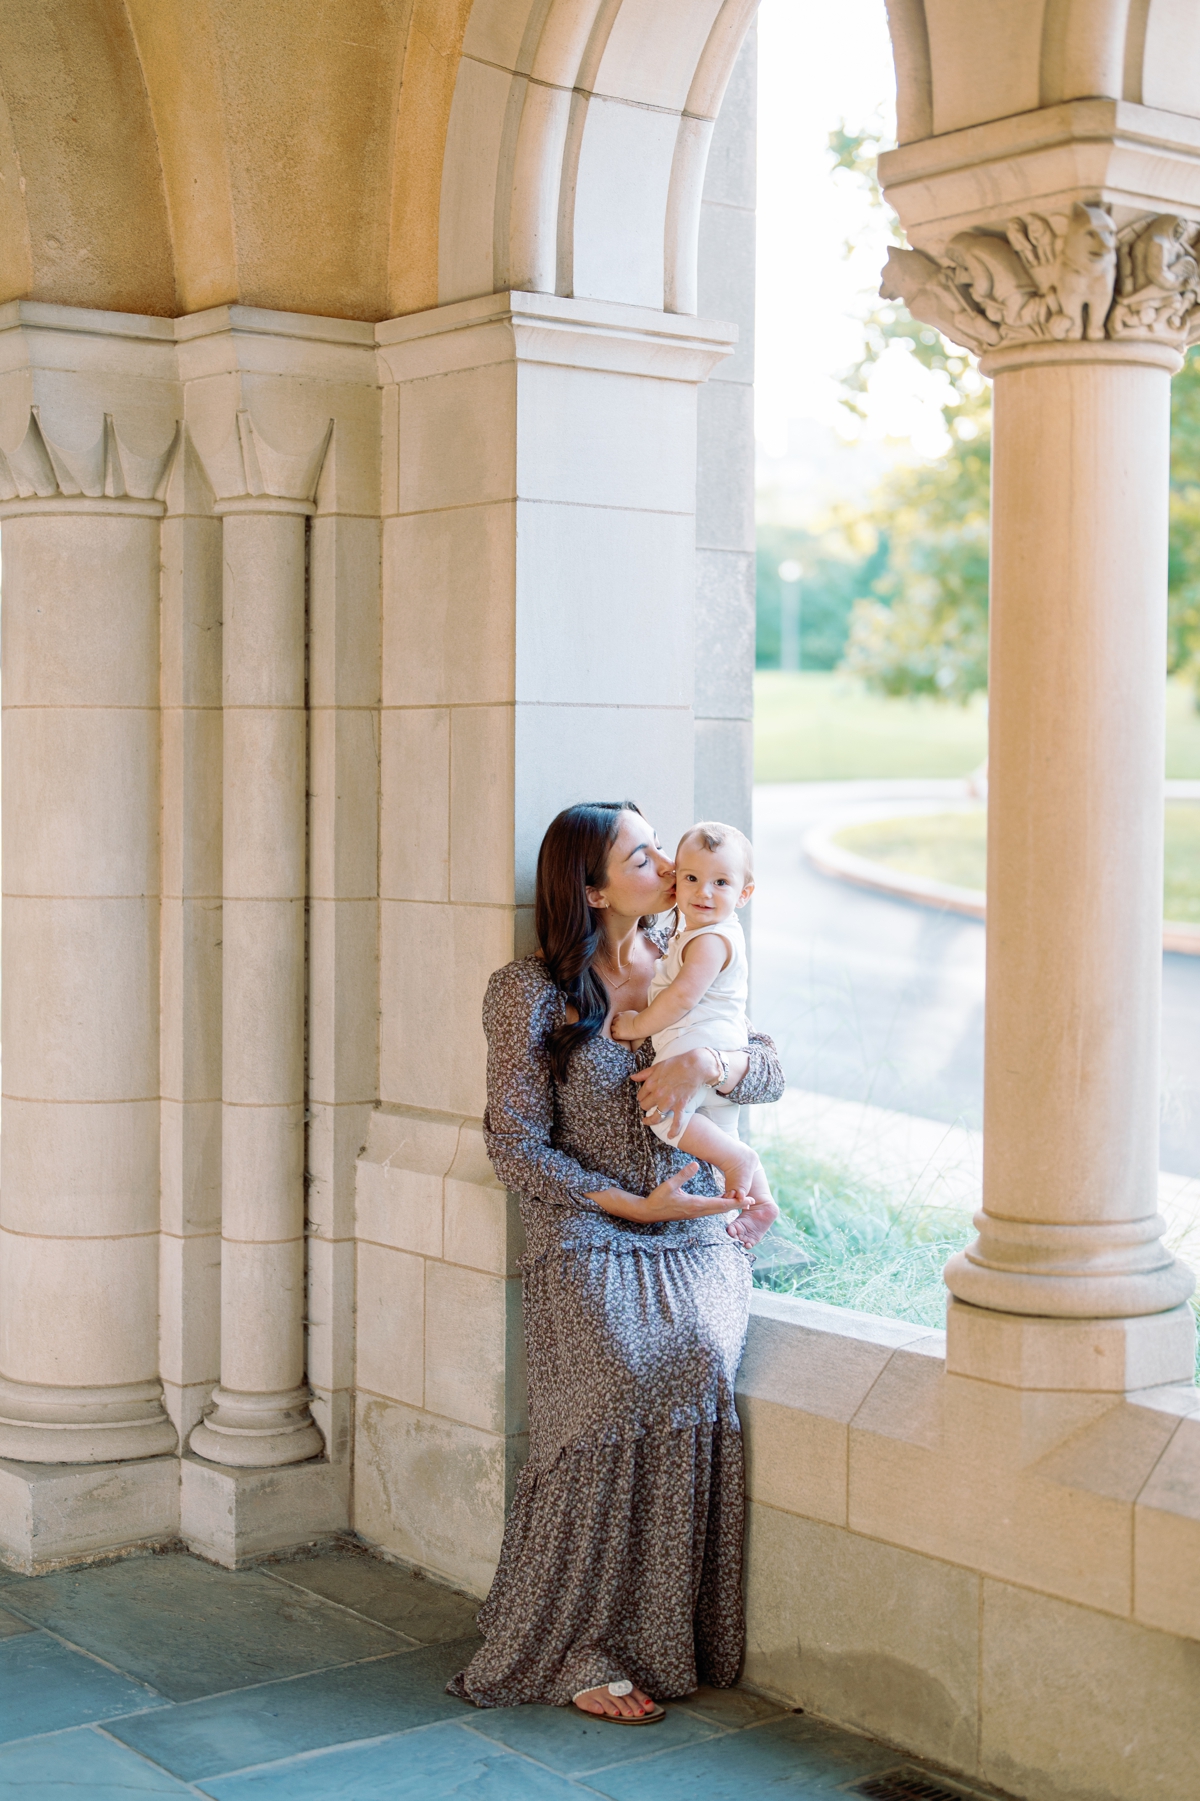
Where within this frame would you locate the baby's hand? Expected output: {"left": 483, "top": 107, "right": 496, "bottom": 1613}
{"left": 611, "top": 1010, "right": 643, "bottom": 1042}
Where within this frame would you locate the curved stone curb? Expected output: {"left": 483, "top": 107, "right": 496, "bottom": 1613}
{"left": 803, "top": 810, "right": 1200, "bottom": 955}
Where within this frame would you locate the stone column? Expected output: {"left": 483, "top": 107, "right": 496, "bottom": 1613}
{"left": 177, "top": 306, "right": 377, "bottom": 1558}
{"left": 187, "top": 491, "right": 324, "bottom": 1467}
{"left": 0, "top": 307, "right": 179, "bottom": 1473}
{"left": 881, "top": 212, "right": 1199, "bottom": 1388}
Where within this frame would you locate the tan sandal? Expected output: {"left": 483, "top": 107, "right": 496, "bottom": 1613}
{"left": 572, "top": 1680, "right": 666, "bottom": 1724}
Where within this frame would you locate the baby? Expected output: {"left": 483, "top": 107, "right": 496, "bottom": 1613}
{"left": 612, "top": 821, "right": 775, "bottom": 1226}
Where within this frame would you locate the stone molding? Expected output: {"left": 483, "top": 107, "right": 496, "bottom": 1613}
{"left": 882, "top": 206, "right": 1200, "bottom": 357}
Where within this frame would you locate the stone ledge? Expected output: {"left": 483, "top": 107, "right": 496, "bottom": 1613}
{"left": 0, "top": 1454, "right": 179, "bottom": 1574}
{"left": 739, "top": 1291, "right": 1200, "bottom": 1640}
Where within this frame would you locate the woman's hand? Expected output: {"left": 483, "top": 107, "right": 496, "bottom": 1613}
{"left": 587, "top": 1162, "right": 744, "bottom": 1225}
{"left": 632, "top": 1047, "right": 728, "bottom": 1122}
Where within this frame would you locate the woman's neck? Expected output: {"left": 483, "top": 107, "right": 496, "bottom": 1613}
{"left": 598, "top": 912, "right": 642, "bottom": 974}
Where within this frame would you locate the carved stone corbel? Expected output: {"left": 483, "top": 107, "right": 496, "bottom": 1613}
{"left": 881, "top": 204, "right": 1200, "bottom": 355}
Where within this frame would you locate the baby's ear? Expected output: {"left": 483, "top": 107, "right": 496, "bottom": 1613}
{"left": 736, "top": 880, "right": 755, "bottom": 907}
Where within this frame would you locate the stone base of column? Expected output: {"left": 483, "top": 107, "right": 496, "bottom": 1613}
{"left": 946, "top": 1298, "right": 1197, "bottom": 1392}
{"left": 0, "top": 1454, "right": 179, "bottom": 1575}
{"left": 188, "top": 1386, "right": 324, "bottom": 1468}
{"left": 0, "top": 1378, "right": 179, "bottom": 1465}
{"left": 180, "top": 1452, "right": 349, "bottom": 1569}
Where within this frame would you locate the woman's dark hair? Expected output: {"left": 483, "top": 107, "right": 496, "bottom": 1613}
{"left": 536, "top": 800, "right": 644, "bottom": 1083}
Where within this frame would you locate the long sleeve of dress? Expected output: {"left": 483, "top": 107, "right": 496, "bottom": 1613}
{"left": 725, "top": 1028, "right": 785, "bottom": 1107}
{"left": 482, "top": 963, "right": 611, "bottom": 1211}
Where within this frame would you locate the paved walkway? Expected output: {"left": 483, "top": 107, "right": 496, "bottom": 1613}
{"left": 0, "top": 1544, "right": 999, "bottom": 1799}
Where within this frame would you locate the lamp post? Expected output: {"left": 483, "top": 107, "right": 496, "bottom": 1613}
{"left": 778, "top": 558, "right": 802, "bottom": 672}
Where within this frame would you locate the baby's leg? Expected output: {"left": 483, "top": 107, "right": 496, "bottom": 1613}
{"left": 673, "top": 1111, "right": 768, "bottom": 1202}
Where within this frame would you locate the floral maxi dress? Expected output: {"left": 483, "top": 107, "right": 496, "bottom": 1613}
{"left": 447, "top": 952, "right": 785, "bottom": 1708}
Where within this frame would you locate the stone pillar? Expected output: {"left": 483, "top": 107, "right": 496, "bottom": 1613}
{"left": 177, "top": 307, "right": 377, "bottom": 1560}
{"left": 0, "top": 307, "right": 179, "bottom": 1486}
{"left": 879, "top": 205, "right": 1200, "bottom": 1388}
{"left": 355, "top": 292, "right": 733, "bottom": 1594}
{"left": 945, "top": 335, "right": 1196, "bottom": 1384}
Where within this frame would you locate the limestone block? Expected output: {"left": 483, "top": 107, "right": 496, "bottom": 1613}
{"left": 158, "top": 898, "right": 222, "bottom": 1104}
{"left": 160, "top": 513, "right": 222, "bottom": 713}
{"left": 443, "top": 1131, "right": 523, "bottom": 1277}
{"left": 159, "top": 710, "right": 222, "bottom": 901}
{"left": 382, "top": 504, "right": 516, "bottom": 708}
{"left": 220, "top": 901, "right": 305, "bottom": 1102}
{"left": 517, "top": 362, "right": 696, "bottom": 513}
{"left": 594, "top": 0, "right": 729, "bottom": 111}
{"left": 850, "top": 1358, "right": 1160, "bottom": 1615}
{"left": 513, "top": 704, "right": 695, "bottom": 905}
{"left": 946, "top": 1297, "right": 1198, "bottom": 1392}
{"left": 159, "top": 1098, "right": 222, "bottom": 1238}
{"left": 737, "top": 1296, "right": 931, "bottom": 1525}
{"left": 696, "top": 379, "right": 754, "bottom": 551}
{"left": 2, "top": 706, "right": 158, "bottom": 897}
{"left": 697, "top": 200, "right": 755, "bottom": 386}
{"left": 743, "top": 1502, "right": 981, "bottom": 1773}
{"left": 397, "top": 360, "right": 516, "bottom": 514}
{"left": 308, "top": 514, "right": 381, "bottom": 710}
{"left": 356, "top": 1161, "right": 445, "bottom": 1262}
{"left": 353, "top": 1393, "right": 512, "bottom": 1598}
{"left": 355, "top": 1242, "right": 425, "bottom": 1407}
{"left": 306, "top": 898, "right": 379, "bottom": 1104}
{"left": 380, "top": 709, "right": 450, "bottom": 902}
{"left": 694, "top": 717, "right": 753, "bottom": 834}
{"left": 307, "top": 1100, "right": 374, "bottom": 1243}
{"left": 438, "top": 56, "right": 511, "bottom": 307}
{"left": 980, "top": 1578, "right": 1200, "bottom": 1801}
{"left": 701, "top": 25, "right": 756, "bottom": 212}
{"left": 220, "top": 1104, "right": 305, "bottom": 1239}
{"left": 0, "top": 1230, "right": 161, "bottom": 1387}
{"left": 311, "top": 1384, "right": 353, "bottom": 1468}
{"left": 1134, "top": 1408, "right": 1200, "bottom": 1640}
{"left": 572, "top": 98, "right": 678, "bottom": 311}
{"left": 1, "top": 513, "right": 158, "bottom": 706}
{"left": 158, "top": 1230, "right": 220, "bottom": 1390}
{"left": 424, "top": 1263, "right": 526, "bottom": 1435}
{"left": 219, "top": 514, "right": 307, "bottom": 709}
{"left": 0, "top": 1098, "right": 159, "bottom": 1237}
{"left": 3, "top": 897, "right": 157, "bottom": 1100}
{"left": 218, "top": 1239, "right": 307, "bottom": 1396}
{"left": 925, "top": 7, "right": 1042, "bottom": 138}
{"left": 694, "top": 549, "right": 754, "bottom": 721}
{"left": 0, "top": 1455, "right": 179, "bottom": 1575}
{"left": 222, "top": 710, "right": 307, "bottom": 900}
{"left": 308, "top": 711, "right": 379, "bottom": 902}
{"left": 450, "top": 707, "right": 515, "bottom": 904}
{"left": 180, "top": 1454, "right": 350, "bottom": 1569}
{"left": 306, "top": 1234, "right": 355, "bottom": 1396}
{"left": 514, "top": 502, "right": 695, "bottom": 708}
{"left": 379, "top": 901, "right": 515, "bottom": 1116}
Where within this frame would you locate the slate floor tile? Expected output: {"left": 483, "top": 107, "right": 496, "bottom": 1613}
{"left": 0, "top": 1605, "right": 33, "bottom": 1638}
{"left": 108, "top": 1636, "right": 484, "bottom": 1780}
{"left": 581, "top": 1711, "right": 903, "bottom": 1799}
{"left": 0, "top": 1632, "right": 166, "bottom": 1745}
{"left": 673, "top": 1683, "right": 791, "bottom": 1729}
{"left": 1, "top": 1553, "right": 403, "bottom": 1702}
{"left": 197, "top": 1718, "right": 587, "bottom": 1799}
{"left": 0, "top": 1726, "right": 197, "bottom": 1796}
{"left": 264, "top": 1548, "right": 481, "bottom": 1643}
{"left": 461, "top": 1697, "right": 721, "bottom": 1775}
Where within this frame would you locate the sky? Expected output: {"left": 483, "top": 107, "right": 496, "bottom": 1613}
{"left": 754, "top": 0, "right": 954, "bottom": 494}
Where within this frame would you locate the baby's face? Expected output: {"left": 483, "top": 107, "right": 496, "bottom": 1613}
{"left": 675, "top": 844, "right": 753, "bottom": 927}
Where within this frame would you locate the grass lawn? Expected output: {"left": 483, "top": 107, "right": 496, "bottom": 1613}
{"left": 833, "top": 804, "right": 1200, "bottom": 921}
{"left": 754, "top": 670, "right": 1200, "bottom": 782}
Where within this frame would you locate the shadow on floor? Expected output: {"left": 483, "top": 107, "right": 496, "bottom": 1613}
{"left": 0, "top": 1542, "right": 1003, "bottom": 1798}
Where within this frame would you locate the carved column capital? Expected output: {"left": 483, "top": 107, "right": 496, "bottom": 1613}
{"left": 881, "top": 207, "right": 1200, "bottom": 359}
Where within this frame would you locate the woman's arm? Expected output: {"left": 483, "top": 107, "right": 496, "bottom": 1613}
{"left": 629, "top": 1027, "right": 784, "bottom": 1116}
{"left": 585, "top": 1160, "right": 744, "bottom": 1224}
{"left": 481, "top": 967, "right": 613, "bottom": 1211}
{"left": 726, "top": 1028, "right": 785, "bottom": 1105}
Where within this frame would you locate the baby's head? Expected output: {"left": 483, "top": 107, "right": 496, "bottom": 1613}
{"left": 674, "top": 821, "right": 754, "bottom": 929}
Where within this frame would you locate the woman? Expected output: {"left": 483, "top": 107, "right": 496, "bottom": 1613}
{"left": 448, "top": 801, "right": 783, "bottom": 1722}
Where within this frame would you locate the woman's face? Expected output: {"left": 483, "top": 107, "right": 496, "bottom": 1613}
{"left": 590, "top": 811, "right": 675, "bottom": 921}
